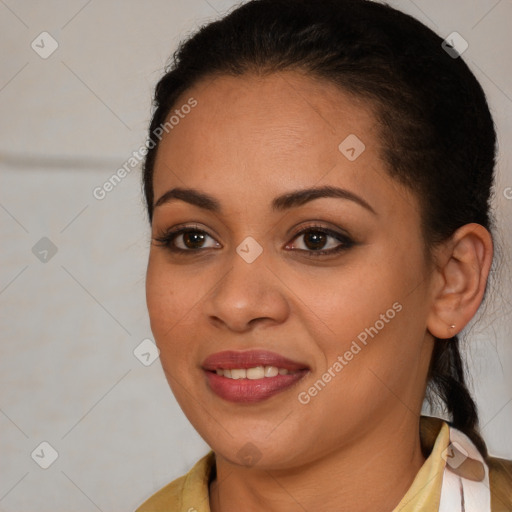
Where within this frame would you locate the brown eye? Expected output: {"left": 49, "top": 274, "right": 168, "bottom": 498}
{"left": 181, "top": 230, "right": 208, "bottom": 249}
{"left": 302, "top": 231, "right": 329, "bottom": 250}
{"left": 153, "top": 224, "right": 354, "bottom": 258}
{"left": 286, "top": 226, "right": 354, "bottom": 257}
{"left": 153, "top": 226, "right": 220, "bottom": 253}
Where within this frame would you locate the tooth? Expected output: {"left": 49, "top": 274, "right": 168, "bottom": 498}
{"left": 264, "top": 366, "right": 279, "bottom": 377}
{"left": 230, "top": 369, "right": 247, "bottom": 379}
{"left": 217, "top": 366, "right": 296, "bottom": 379}
{"left": 246, "top": 366, "right": 265, "bottom": 379}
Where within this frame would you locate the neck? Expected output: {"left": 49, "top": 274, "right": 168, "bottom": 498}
{"left": 209, "top": 414, "right": 426, "bottom": 512}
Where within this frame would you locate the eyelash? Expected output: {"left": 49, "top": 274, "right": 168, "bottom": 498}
{"left": 153, "top": 223, "right": 354, "bottom": 258}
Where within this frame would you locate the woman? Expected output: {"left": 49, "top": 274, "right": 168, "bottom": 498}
{"left": 136, "top": 0, "right": 512, "bottom": 510}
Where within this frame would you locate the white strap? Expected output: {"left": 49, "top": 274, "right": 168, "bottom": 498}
{"left": 439, "top": 426, "right": 491, "bottom": 512}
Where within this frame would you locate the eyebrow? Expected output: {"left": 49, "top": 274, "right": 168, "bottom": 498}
{"left": 153, "top": 185, "right": 377, "bottom": 215}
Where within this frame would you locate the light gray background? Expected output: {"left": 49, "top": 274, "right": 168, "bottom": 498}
{"left": 1, "top": 1, "right": 511, "bottom": 510}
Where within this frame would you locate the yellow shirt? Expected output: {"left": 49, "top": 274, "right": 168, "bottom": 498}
{"left": 135, "top": 416, "right": 512, "bottom": 511}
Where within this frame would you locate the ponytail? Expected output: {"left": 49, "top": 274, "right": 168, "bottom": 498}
{"left": 427, "top": 336, "right": 488, "bottom": 459}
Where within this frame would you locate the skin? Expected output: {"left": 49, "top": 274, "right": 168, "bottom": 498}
{"left": 145, "top": 71, "right": 493, "bottom": 512}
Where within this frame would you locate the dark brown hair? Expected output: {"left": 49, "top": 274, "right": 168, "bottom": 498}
{"left": 142, "top": 0, "right": 497, "bottom": 457}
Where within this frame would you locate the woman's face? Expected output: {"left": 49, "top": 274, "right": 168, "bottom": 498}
{"left": 146, "top": 71, "right": 437, "bottom": 469}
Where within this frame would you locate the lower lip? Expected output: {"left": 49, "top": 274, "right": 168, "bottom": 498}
{"left": 204, "top": 370, "right": 308, "bottom": 403}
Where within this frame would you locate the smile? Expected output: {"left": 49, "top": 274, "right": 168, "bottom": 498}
{"left": 214, "top": 366, "right": 299, "bottom": 379}
{"left": 202, "top": 350, "right": 309, "bottom": 403}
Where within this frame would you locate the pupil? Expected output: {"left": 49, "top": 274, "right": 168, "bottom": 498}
{"left": 184, "top": 231, "right": 205, "bottom": 248}
{"left": 305, "top": 231, "right": 326, "bottom": 250}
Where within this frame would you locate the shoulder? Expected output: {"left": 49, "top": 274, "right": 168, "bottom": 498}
{"left": 134, "top": 473, "right": 187, "bottom": 512}
{"left": 488, "top": 454, "right": 512, "bottom": 511}
{"left": 420, "top": 416, "right": 512, "bottom": 510}
{"left": 134, "top": 451, "right": 215, "bottom": 512}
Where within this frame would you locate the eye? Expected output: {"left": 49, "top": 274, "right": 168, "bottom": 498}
{"left": 153, "top": 225, "right": 220, "bottom": 253}
{"left": 153, "top": 223, "right": 354, "bottom": 257}
{"left": 285, "top": 225, "right": 354, "bottom": 257}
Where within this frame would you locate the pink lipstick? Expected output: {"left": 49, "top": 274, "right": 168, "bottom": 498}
{"left": 202, "top": 350, "right": 309, "bottom": 403}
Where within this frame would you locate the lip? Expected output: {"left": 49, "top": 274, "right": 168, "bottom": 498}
{"left": 202, "top": 350, "right": 309, "bottom": 371}
{"left": 202, "top": 350, "right": 310, "bottom": 403}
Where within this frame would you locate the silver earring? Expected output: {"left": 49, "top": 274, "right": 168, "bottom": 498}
{"left": 450, "top": 324, "right": 455, "bottom": 329}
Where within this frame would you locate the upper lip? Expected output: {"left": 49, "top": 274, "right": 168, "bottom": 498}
{"left": 202, "top": 350, "right": 309, "bottom": 371}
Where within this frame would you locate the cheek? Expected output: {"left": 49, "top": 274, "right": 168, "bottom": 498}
{"left": 287, "top": 255, "right": 403, "bottom": 342}
{"left": 146, "top": 258, "right": 171, "bottom": 336}
{"left": 145, "top": 255, "right": 192, "bottom": 356}
{"left": 309, "top": 256, "right": 426, "bottom": 397}
{"left": 291, "top": 247, "right": 425, "bottom": 379}
{"left": 145, "top": 253, "right": 218, "bottom": 382}
{"left": 145, "top": 261, "right": 195, "bottom": 403}
{"left": 146, "top": 252, "right": 198, "bottom": 328}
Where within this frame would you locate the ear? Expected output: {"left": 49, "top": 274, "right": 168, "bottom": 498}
{"left": 426, "top": 223, "right": 493, "bottom": 340}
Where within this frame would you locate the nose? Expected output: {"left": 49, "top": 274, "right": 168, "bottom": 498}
{"left": 203, "top": 246, "right": 290, "bottom": 333}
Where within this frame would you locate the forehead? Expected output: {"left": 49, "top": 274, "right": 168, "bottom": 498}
{"left": 156, "top": 71, "right": 378, "bottom": 164}
{"left": 152, "top": 71, "right": 413, "bottom": 219}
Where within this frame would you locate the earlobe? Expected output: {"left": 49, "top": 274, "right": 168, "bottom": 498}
{"left": 426, "top": 223, "right": 493, "bottom": 340}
